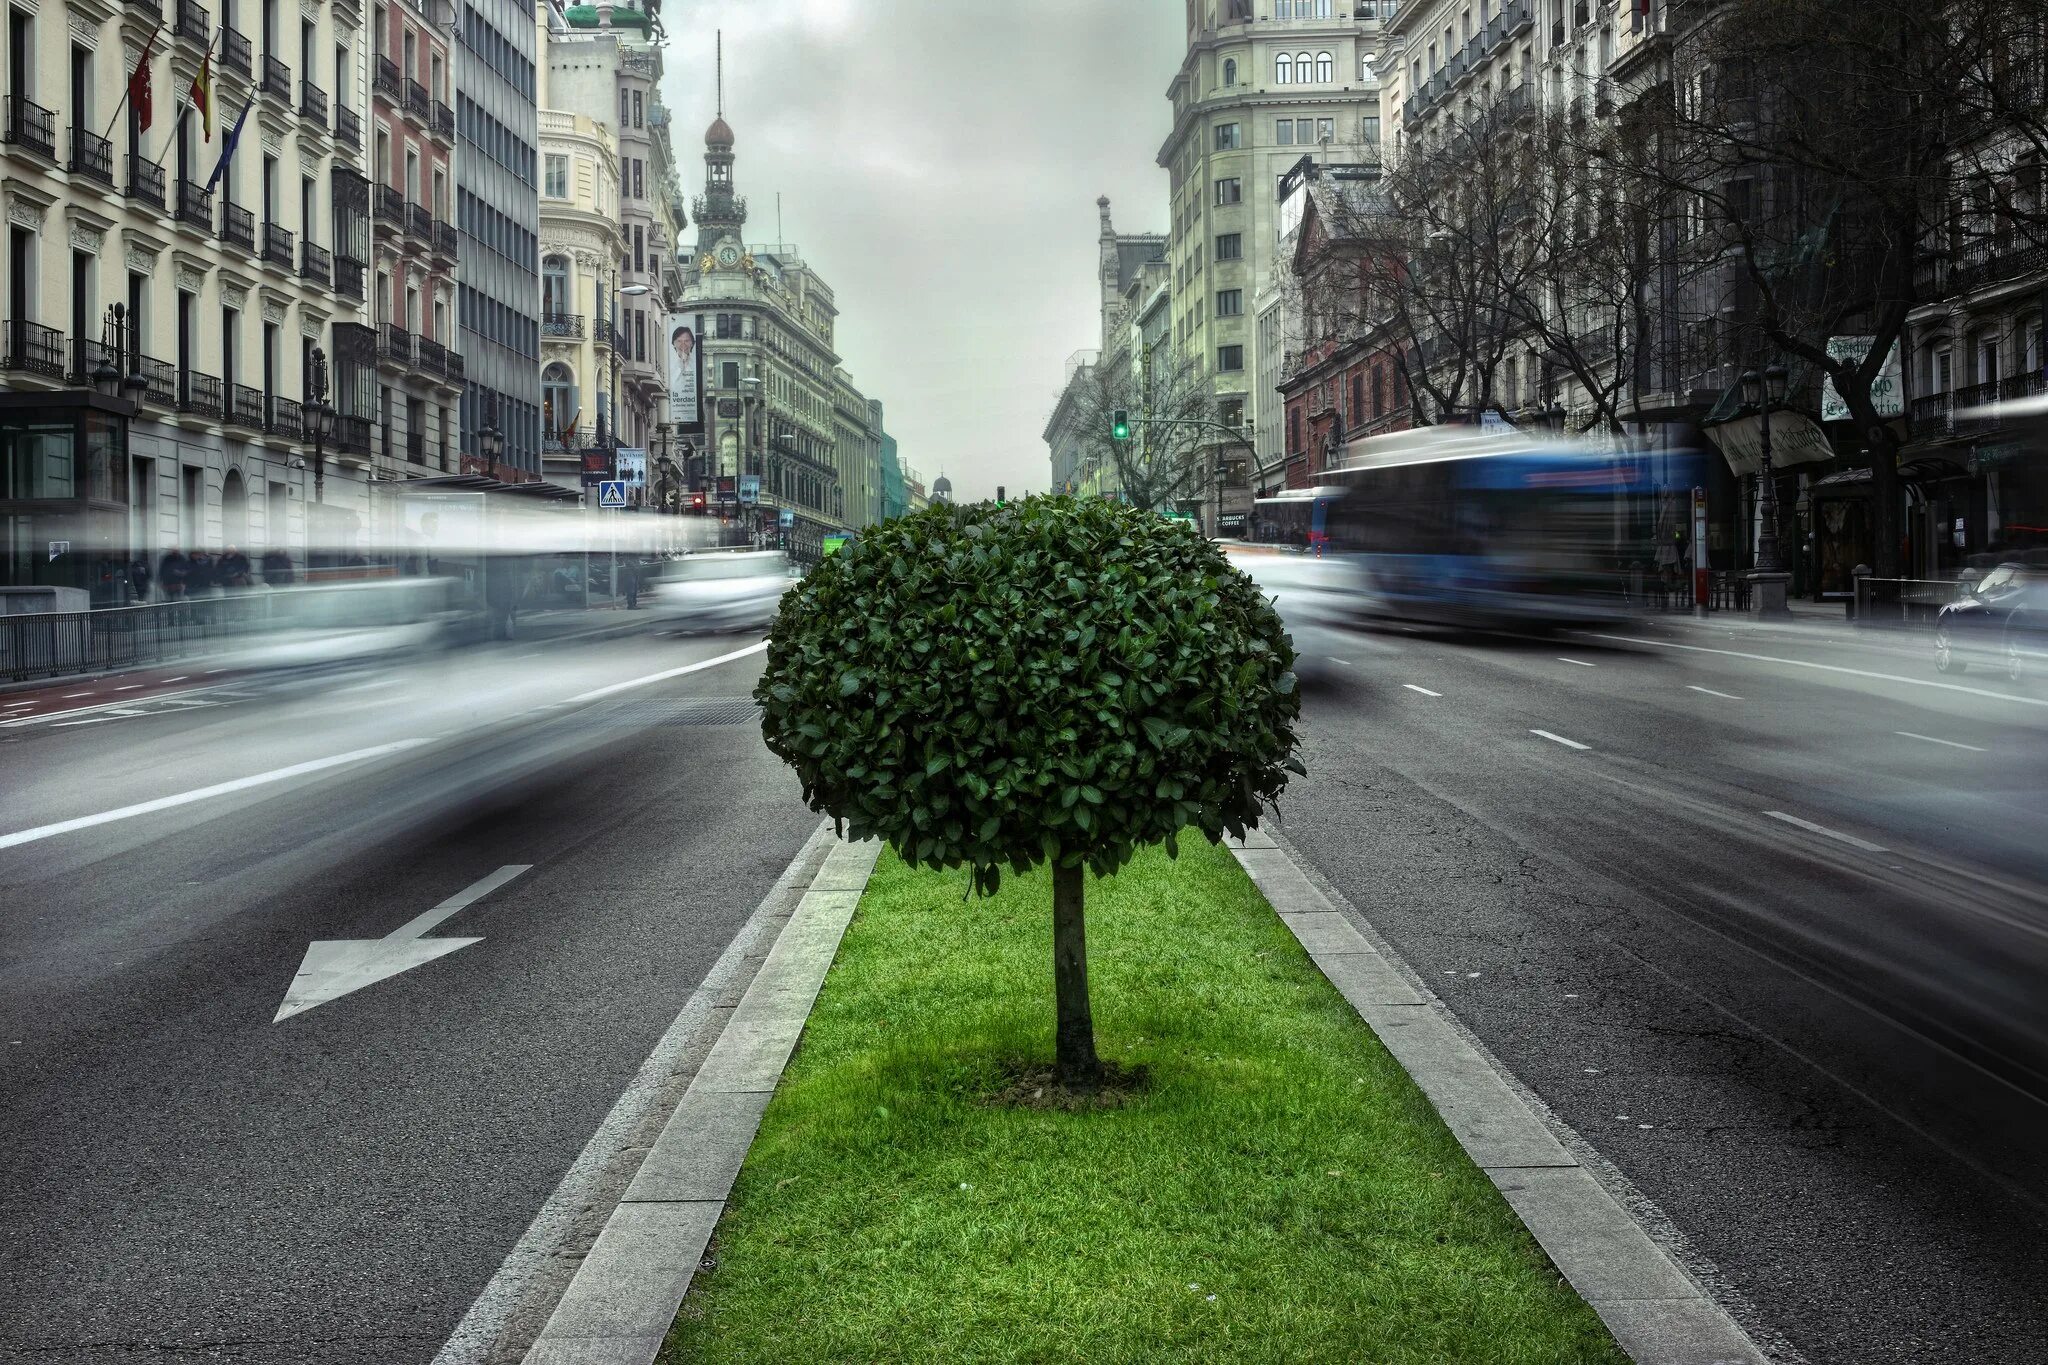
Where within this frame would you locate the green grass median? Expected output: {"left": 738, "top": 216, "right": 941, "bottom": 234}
{"left": 661, "top": 840, "right": 1624, "bottom": 1364}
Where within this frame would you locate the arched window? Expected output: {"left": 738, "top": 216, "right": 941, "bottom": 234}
{"left": 1275, "top": 52, "right": 1292, "bottom": 84}
{"left": 1316, "top": 51, "right": 1334, "bottom": 83}
{"left": 1223, "top": 57, "right": 1237, "bottom": 87}
{"left": 1297, "top": 53, "right": 1313, "bottom": 83}
{"left": 542, "top": 256, "right": 569, "bottom": 319}
{"left": 542, "top": 362, "right": 578, "bottom": 445}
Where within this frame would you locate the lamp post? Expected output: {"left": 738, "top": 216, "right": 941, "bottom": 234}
{"left": 1741, "top": 364, "right": 1792, "bottom": 616}
{"left": 598, "top": 277, "right": 651, "bottom": 453}
{"left": 306, "top": 345, "right": 335, "bottom": 505}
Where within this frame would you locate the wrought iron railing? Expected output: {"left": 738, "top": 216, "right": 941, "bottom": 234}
{"left": 180, "top": 369, "right": 223, "bottom": 415}
{"left": 332, "top": 412, "right": 372, "bottom": 455}
{"left": 374, "top": 55, "right": 401, "bottom": 100}
{"left": 434, "top": 221, "right": 459, "bottom": 258}
{"left": 220, "top": 201, "right": 255, "bottom": 251}
{"left": 125, "top": 0, "right": 163, "bottom": 20}
{"left": 176, "top": 178, "right": 215, "bottom": 229}
{"left": 68, "top": 337, "right": 111, "bottom": 385}
{"left": 300, "top": 241, "right": 332, "bottom": 286}
{"left": 263, "top": 221, "right": 293, "bottom": 267}
{"left": 268, "top": 394, "right": 303, "bottom": 437}
{"left": 229, "top": 383, "right": 265, "bottom": 427}
{"left": 373, "top": 182, "right": 405, "bottom": 225}
{"left": 4, "top": 320, "right": 66, "bottom": 377}
{"left": 4, "top": 94, "right": 56, "bottom": 160}
{"left": 407, "top": 202, "right": 432, "bottom": 241}
{"left": 128, "top": 156, "right": 167, "bottom": 208}
{"left": 300, "top": 79, "right": 327, "bottom": 126}
{"left": 221, "top": 26, "right": 250, "bottom": 77}
{"left": 381, "top": 322, "right": 413, "bottom": 363}
{"left": 432, "top": 100, "right": 454, "bottom": 140}
{"left": 335, "top": 259, "right": 365, "bottom": 299}
{"left": 444, "top": 351, "right": 464, "bottom": 383}
{"left": 140, "top": 355, "right": 177, "bottom": 405}
{"left": 262, "top": 54, "right": 291, "bottom": 101}
{"left": 335, "top": 104, "right": 362, "bottom": 149}
{"left": 176, "top": 0, "right": 210, "bottom": 46}
{"left": 416, "top": 334, "right": 447, "bottom": 373}
{"left": 68, "top": 125, "right": 113, "bottom": 184}
{"left": 405, "top": 79, "right": 430, "bottom": 121}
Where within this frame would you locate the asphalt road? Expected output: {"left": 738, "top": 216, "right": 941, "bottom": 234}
{"left": 1281, "top": 610, "right": 2048, "bottom": 1364}
{"left": 0, "top": 628, "right": 818, "bottom": 1363}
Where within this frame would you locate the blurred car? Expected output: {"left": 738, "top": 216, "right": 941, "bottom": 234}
{"left": 215, "top": 579, "right": 462, "bottom": 671}
{"left": 1933, "top": 563, "right": 2048, "bottom": 679}
{"left": 647, "top": 551, "right": 792, "bottom": 633}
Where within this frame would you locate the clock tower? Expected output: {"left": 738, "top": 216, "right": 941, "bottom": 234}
{"left": 694, "top": 114, "right": 747, "bottom": 262}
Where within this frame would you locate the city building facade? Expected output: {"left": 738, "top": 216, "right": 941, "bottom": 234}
{"left": 453, "top": 0, "right": 539, "bottom": 474}
{"left": 534, "top": 107, "right": 622, "bottom": 490}
{"left": 2, "top": 0, "right": 379, "bottom": 589}
{"left": 1160, "top": 0, "right": 1387, "bottom": 509}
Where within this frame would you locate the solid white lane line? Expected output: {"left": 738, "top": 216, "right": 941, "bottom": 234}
{"left": 1585, "top": 632, "right": 2048, "bottom": 708}
{"left": 1763, "top": 810, "right": 1889, "bottom": 853}
{"left": 561, "top": 639, "right": 769, "bottom": 704}
{"left": 1894, "top": 730, "right": 1988, "bottom": 753}
{"left": 1687, "top": 685, "right": 1745, "bottom": 700}
{"left": 1327, "top": 656, "right": 1354, "bottom": 666}
{"left": 1531, "top": 729, "right": 1591, "bottom": 750}
{"left": 113, "top": 684, "right": 144, "bottom": 691}
{"left": 0, "top": 740, "right": 432, "bottom": 850}
{"left": 1557, "top": 657, "right": 1597, "bottom": 667}
{"left": 160, "top": 675, "right": 188, "bottom": 683}
{"left": 205, "top": 668, "right": 228, "bottom": 674}
{"left": 62, "top": 692, "right": 93, "bottom": 698}
{"left": 1404, "top": 684, "right": 1443, "bottom": 697}
{"left": 52, "top": 717, "right": 116, "bottom": 728}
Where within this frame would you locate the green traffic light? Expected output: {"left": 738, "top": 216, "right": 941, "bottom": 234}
{"left": 1111, "top": 408, "right": 1130, "bottom": 441}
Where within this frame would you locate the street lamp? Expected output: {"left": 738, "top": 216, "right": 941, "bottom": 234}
{"left": 1741, "top": 363, "right": 1792, "bottom": 615}
{"left": 598, "top": 279, "right": 652, "bottom": 451}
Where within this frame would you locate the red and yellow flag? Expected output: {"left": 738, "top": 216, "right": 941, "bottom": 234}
{"left": 188, "top": 48, "right": 213, "bottom": 141}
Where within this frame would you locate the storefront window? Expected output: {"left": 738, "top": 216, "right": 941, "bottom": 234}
{"left": 2, "top": 422, "right": 78, "bottom": 501}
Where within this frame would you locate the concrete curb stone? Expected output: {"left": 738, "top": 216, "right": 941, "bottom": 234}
{"left": 518, "top": 835, "right": 884, "bottom": 1365}
{"left": 1231, "top": 831, "right": 1775, "bottom": 1365}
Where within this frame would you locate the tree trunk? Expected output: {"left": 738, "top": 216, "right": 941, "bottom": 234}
{"left": 1051, "top": 859, "right": 1102, "bottom": 1089}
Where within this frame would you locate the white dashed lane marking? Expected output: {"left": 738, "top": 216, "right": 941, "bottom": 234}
{"left": 1530, "top": 729, "right": 1591, "bottom": 751}
{"left": 1763, "top": 810, "right": 1889, "bottom": 854}
{"left": 1403, "top": 684, "right": 1442, "bottom": 697}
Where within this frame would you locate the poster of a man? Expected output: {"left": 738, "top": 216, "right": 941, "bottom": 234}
{"left": 668, "top": 316, "right": 702, "bottom": 428}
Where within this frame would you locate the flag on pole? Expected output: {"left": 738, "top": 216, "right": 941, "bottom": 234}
{"left": 188, "top": 48, "right": 214, "bottom": 141}
{"left": 203, "top": 96, "right": 254, "bottom": 195}
{"left": 130, "top": 27, "right": 160, "bottom": 132}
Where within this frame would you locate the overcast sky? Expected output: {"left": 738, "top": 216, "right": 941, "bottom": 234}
{"left": 658, "top": 0, "right": 1183, "bottom": 502}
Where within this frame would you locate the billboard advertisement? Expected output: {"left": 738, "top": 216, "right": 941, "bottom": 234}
{"left": 616, "top": 448, "right": 647, "bottom": 490}
{"left": 738, "top": 473, "right": 760, "bottom": 505}
{"left": 667, "top": 312, "right": 705, "bottom": 433}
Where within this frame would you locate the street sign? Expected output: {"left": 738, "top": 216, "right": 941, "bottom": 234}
{"left": 1692, "top": 487, "right": 1709, "bottom": 613}
{"left": 597, "top": 481, "right": 628, "bottom": 509}
{"left": 739, "top": 474, "right": 761, "bottom": 505}
{"left": 778, "top": 507, "right": 795, "bottom": 528}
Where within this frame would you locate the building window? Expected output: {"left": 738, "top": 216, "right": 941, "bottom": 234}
{"left": 1214, "top": 122, "right": 1240, "bottom": 150}
{"left": 541, "top": 255, "right": 567, "bottom": 316}
{"left": 1363, "top": 114, "right": 1382, "bottom": 147}
{"left": 1222, "top": 57, "right": 1237, "bottom": 87}
{"left": 1276, "top": 52, "right": 1293, "bottom": 84}
{"left": 543, "top": 154, "right": 567, "bottom": 198}
{"left": 1214, "top": 177, "right": 1241, "bottom": 206}
{"left": 1219, "top": 344, "right": 1245, "bottom": 372}
{"left": 1216, "top": 232, "right": 1242, "bottom": 259}
{"left": 1316, "top": 51, "right": 1334, "bottom": 83}
{"left": 1295, "top": 118, "right": 1315, "bottom": 143}
{"left": 620, "top": 88, "right": 629, "bottom": 126}
{"left": 1289, "top": 407, "right": 1302, "bottom": 452}
{"left": 632, "top": 90, "right": 643, "bottom": 127}
{"left": 1317, "top": 117, "right": 1334, "bottom": 142}
{"left": 1217, "top": 288, "right": 1243, "bottom": 316}
{"left": 1276, "top": 119, "right": 1294, "bottom": 145}
{"left": 721, "top": 359, "right": 740, "bottom": 389}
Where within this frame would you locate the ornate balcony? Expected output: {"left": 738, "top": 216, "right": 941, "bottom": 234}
{"left": 335, "top": 104, "right": 361, "bottom": 150}
{"left": 128, "top": 156, "right": 166, "bottom": 209}
{"left": 373, "top": 55, "right": 401, "bottom": 103}
{"left": 262, "top": 54, "right": 291, "bottom": 102}
{"left": 405, "top": 79, "right": 429, "bottom": 122}
{"left": 176, "top": 178, "right": 214, "bottom": 230}
{"left": 229, "top": 382, "right": 265, "bottom": 427}
{"left": 301, "top": 80, "right": 327, "bottom": 126}
{"left": 407, "top": 202, "right": 432, "bottom": 241}
{"left": 263, "top": 221, "right": 293, "bottom": 268}
{"left": 268, "top": 394, "right": 303, "bottom": 437}
{"left": 221, "top": 26, "right": 250, "bottom": 77}
{"left": 335, "top": 258, "right": 365, "bottom": 300}
{"left": 125, "top": 0, "right": 163, "bottom": 21}
{"left": 373, "top": 182, "right": 405, "bottom": 226}
{"left": 68, "top": 125, "right": 113, "bottom": 185}
{"left": 140, "top": 355, "right": 177, "bottom": 406}
{"left": 179, "top": 369, "right": 222, "bottom": 416}
{"left": 220, "top": 201, "right": 255, "bottom": 251}
{"left": 433, "top": 220, "right": 459, "bottom": 259}
{"left": 432, "top": 101, "right": 454, "bottom": 141}
{"left": 332, "top": 412, "right": 372, "bottom": 456}
{"left": 416, "top": 334, "right": 448, "bottom": 375}
{"left": 300, "top": 241, "right": 332, "bottom": 287}
{"left": 175, "top": 0, "right": 209, "bottom": 46}
{"left": 2, "top": 320, "right": 65, "bottom": 378}
{"left": 381, "top": 322, "right": 413, "bottom": 364}
{"left": 3, "top": 95, "right": 56, "bottom": 161}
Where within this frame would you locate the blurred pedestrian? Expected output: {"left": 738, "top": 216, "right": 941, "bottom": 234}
{"left": 186, "top": 549, "right": 216, "bottom": 596}
{"left": 158, "top": 548, "right": 189, "bottom": 602}
{"left": 261, "top": 547, "right": 294, "bottom": 587}
{"left": 130, "top": 557, "right": 153, "bottom": 603}
{"left": 220, "top": 545, "right": 252, "bottom": 588}
{"left": 621, "top": 558, "right": 641, "bottom": 610}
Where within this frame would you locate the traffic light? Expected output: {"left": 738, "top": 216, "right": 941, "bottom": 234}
{"left": 1111, "top": 408, "right": 1130, "bottom": 441}
{"left": 996, "top": 485, "right": 1006, "bottom": 504}
{"left": 689, "top": 490, "right": 707, "bottom": 513}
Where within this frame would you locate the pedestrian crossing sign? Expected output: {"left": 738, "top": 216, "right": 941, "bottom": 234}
{"left": 597, "top": 481, "right": 628, "bottom": 509}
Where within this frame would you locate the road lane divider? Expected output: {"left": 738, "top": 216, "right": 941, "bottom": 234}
{"left": 1762, "top": 810, "right": 1889, "bottom": 854}
{"left": 0, "top": 740, "right": 432, "bottom": 850}
{"left": 1687, "top": 685, "right": 1744, "bottom": 701}
{"left": 1557, "top": 657, "right": 1597, "bottom": 667}
{"left": 1531, "top": 729, "right": 1591, "bottom": 751}
{"left": 560, "top": 639, "right": 769, "bottom": 705}
{"left": 1584, "top": 632, "right": 2048, "bottom": 708}
{"left": 1403, "top": 684, "right": 1442, "bottom": 697}
{"left": 1894, "top": 731, "right": 1987, "bottom": 753}
{"left": 274, "top": 863, "right": 533, "bottom": 1021}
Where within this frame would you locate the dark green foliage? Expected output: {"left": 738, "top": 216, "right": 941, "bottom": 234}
{"left": 755, "top": 496, "right": 1304, "bottom": 887}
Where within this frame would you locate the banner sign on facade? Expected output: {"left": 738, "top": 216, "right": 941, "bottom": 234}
{"left": 738, "top": 474, "right": 760, "bottom": 505}
{"left": 667, "top": 312, "right": 705, "bottom": 433}
{"left": 616, "top": 448, "right": 647, "bottom": 490}
{"left": 1820, "top": 336, "right": 1904, "bottom": 422}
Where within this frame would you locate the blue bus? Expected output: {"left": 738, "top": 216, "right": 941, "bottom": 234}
{"left": 1299, "top": 430, "right": 1706, "bottom": 627}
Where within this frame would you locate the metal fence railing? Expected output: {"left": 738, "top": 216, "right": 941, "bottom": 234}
{"left": 1853, "top": 577, "right": 1961, "bottom": 627}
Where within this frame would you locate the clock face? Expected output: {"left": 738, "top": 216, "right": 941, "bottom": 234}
{"left": 716, "top": 240, "right": 742, "bottom": 268}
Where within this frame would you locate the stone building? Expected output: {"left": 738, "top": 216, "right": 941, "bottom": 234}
{"left": 2, "top": 0, "right": 378, "bottom": 587}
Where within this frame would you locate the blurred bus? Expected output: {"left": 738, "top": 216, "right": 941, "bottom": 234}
{"left": 1295, "top": 430, "right": 1705, "bottom": 627}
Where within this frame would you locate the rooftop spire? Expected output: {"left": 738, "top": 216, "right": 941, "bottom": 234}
{"left": 716, "top": 30, "right": 723, "bottom": 118}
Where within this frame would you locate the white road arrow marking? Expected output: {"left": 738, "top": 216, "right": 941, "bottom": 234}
{"left": 274, "top": 863, "right": 532, "bottom": 1022}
